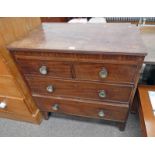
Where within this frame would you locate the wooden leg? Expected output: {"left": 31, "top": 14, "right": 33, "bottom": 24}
{"left": 42, "top": 111, "right": 49, "bottom": 120}
{"left": 130, "top": 94, "right": 138, "bottom": 113}
{"left": 118, "top": 122, "right": 126, "bottom": 131}
{"left": 130, "top": 90, "right": 139, "bottom": 114}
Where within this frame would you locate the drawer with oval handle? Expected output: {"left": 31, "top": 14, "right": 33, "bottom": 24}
{"left": 74, "top": 62, "right": 138, "bottom": 84}
{"left": 0, "top": 96, "right": 31, "bottom": 116}
{"left": 27, "top": 76, "right": 133, "bottom": 103}
{"left": 15, "top": 58, "right": 72, "bottom": 78}
{"left": 33, "top": 96, "right": 129, "bottom": 122}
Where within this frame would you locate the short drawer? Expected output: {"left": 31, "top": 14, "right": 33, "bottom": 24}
{"left": 0, "top": 96, "right": 30, "bottom": 116}
{"left": 0, "top": 76, "right": 22, "bottom": 98}
{"left": 16, "top": 58, "right": 72, "bottom": 78}
{"left": 27, "top": 76, "right": 133, "bottom": 103}
{"left": 33, "top": 96, "right": 129, "bottom": 122}
{"left": 74, "top": 62, "right": 138, "bottom": 84}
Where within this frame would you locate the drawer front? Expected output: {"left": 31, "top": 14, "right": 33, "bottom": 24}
{"left": 34, "top": 96, "right": 129, "bottom": 122}
{"left": 0, "top": 77, "right": 22, "bottom": 97}
{"left": 74, "top": 63, "right": 138, "bottom": 84}
{"left": 16, "top": 58, "right": 72, "bottom": 78}
{"left": 27, "top": 77, "right": 132, "bottom": 103}
{"left": 0, "top": 96, "right": 30, "bottom": 115}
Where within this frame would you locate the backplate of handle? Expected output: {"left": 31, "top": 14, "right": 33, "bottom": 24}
{"left": 0, "top": 101, "right": 7, "bottom": 109}
{"left": 99, "top": 68, "right": 108, "bottom": 79}
{"left": 98, "top": 110, "right": 105, "bottom": 117}
{"left": 39, "top": 65, "right": 48, "bottom": 75}
{"left": 98, "top": 90, "right": 106, "bottom": 98}
{"left": 52, "top": 104, "right": 59, "bottom": 111}
{"left": 46, "top": 85, "right": 54, "bottom": 93}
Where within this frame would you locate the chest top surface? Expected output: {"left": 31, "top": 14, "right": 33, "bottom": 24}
{"left": 8, "top": 23, "right": 147, "bottom": 56}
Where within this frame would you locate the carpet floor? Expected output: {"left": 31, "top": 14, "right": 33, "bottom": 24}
{"left": 0, "top": 113, "right": 142, "bottom": 137}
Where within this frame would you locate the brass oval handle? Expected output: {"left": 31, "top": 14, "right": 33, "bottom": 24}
{"left": 52, "top": 104, "right": 59, "bottom": 111}
{"left": 98, "top": 110, "right": 105, "bottom": 117}
{"left": 99, "top": 68, "right": 108, "bottom": 79}
{"left": 98, "top": 90, "right": 106, "bottom": 98}
{"left": 46, "top": 85, "right": 54, "bottom": 93}
{"left": 0, "top": 101, "right": 7, "bottom": 109}
{"left": 39, "top": 65, "right": 48, "bottom": 75}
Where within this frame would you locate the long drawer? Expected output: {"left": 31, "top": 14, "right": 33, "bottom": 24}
{"left": 33, "top": 96, "right": 129, "bottom": 122}
{"left": 26, "top": 76, "right": 133, "bottom": 103}
{"left": 0, "top": 96, "right": 30, "bottom": 116}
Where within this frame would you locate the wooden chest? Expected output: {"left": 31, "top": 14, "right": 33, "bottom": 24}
{"left": 0, "top": 17, "right": 42, "bottom": 124}
{"left": 7, "top": 23, "right": 147, "bottom": 130}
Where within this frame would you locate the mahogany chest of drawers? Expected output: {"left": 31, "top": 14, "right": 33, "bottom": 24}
{"left": 8, "top": 23, "right": 147, "bottom": 130}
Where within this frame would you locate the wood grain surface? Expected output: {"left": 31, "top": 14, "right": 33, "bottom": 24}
{"left": 0, "top": 17, "right": 42, "bottom": 123}
{"left": 8, "top": 23, "right": 146, "bottom": 130}
{"left": 34, "top": 95, "right": 129, "bottom": 122}
{"left": 138, "top": 85, "right": 155, "bottom": 136}
{"left": 26, "top": 76, "right": 133, "bottom": 103}
{"left": 8, "top": 23, "right": 147, "bottom": 56}
{"left": 16, "top": 58, "right": 72, "bottom": 78}
{"left": 74, "top": 62, "right": 138, "bottom": 84}
{"left": 0, "top": 54, "right": 12, "bottom": 77}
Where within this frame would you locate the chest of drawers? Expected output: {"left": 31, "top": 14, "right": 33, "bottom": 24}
{"left": 8, "top": 23, "right": 147, "bottom": 130}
